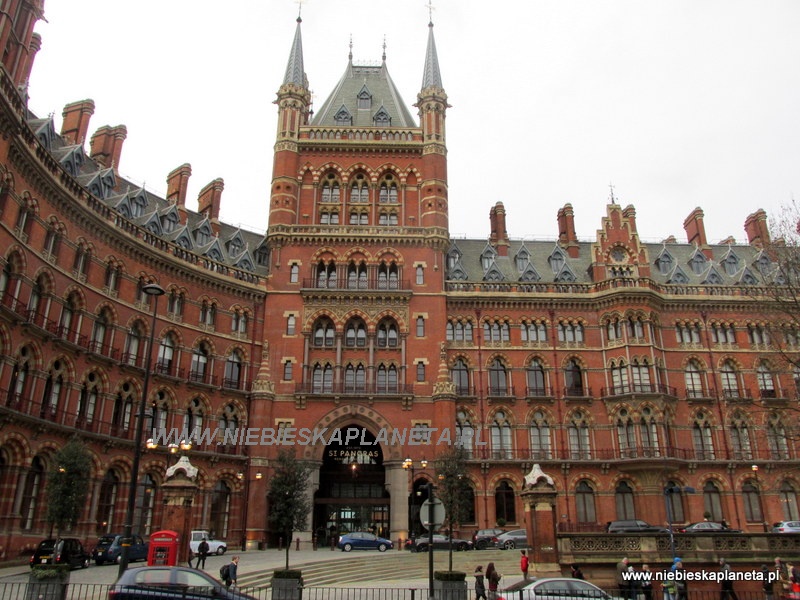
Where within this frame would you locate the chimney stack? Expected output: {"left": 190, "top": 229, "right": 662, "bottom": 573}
{"left": 744, "top": 209, "right": 770, "bottom": 249}
{"left": 489, "top": 202, "right": 510, "bottom": 256}
{"left": 683, "top": 207, "right": 712, "bottom": 258}
{"left": 197, "top": 178, "right": 224, "bottom": 233}
{"left": 622, "top": 205, "right": 638, "bottom": 233}
{"left": 61, "top": 99, "right": 95, "bottom": 146}
{"left": 557, "top": 203, "right": 580, "bottom": 258}
{"left": 166, "top": 163, "right": 192, "bottom": 208}
{"left": 89, "top": 124, "right": 127, "bottom": 172}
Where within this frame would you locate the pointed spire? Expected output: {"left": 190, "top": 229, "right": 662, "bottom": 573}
{"left": 283, "top": 16, "right": 306, "bottom": 87}
{"left": 421, "top": 20, "right": 443, "bottom": 90}
{"left": 382, "top": 35, "right": 387, "bottom": 63}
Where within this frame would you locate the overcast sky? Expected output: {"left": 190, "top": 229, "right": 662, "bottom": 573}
{"left": 27, "top": 1, "right": 800, "bottom": 245}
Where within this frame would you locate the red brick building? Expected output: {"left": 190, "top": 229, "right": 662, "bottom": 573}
{"left": 0, "top": 1, "right": 795, "bottom": 560}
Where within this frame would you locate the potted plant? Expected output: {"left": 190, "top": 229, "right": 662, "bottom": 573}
{"left": 434, "top": 570, "right": 467, "bottom": 600}
{"left": 27, "top": 565, "right": 69, "bottom": 600}
{"left": 272, "top": 569, "right": 303, "bottom": 600}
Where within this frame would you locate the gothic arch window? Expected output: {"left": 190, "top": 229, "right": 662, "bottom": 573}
{"left": 703, "top": 480, "right": 723, "bottom": 521}
{"left": 7, "top": 346, "right": 32, "bottom": 407}
{"left": 675, "top": 322, "right": 701, "bottom": 344}
{"left": 743, "top": 481, "right": 763, "bottom": 522}
{"left": 231, "top": 310, "right": 248, "bottom": 334}
{"left": 748, "top": 324, "right": 770, "bottom": 345}
{"left": 780, "top": 482, "right": 800, "bottom": 520}
{"left": 77, "top": 372, "right": 99, "bottom": 425}
{"left": 168, "top": 290, "right": 184, "bottom": 318}
{"left": 495, "top": 480, "right": 516, "bottom": 524}
{"left": 639, "top": 407, "right": 660, "bottom": 456}
{"left": 456, "top": 410, "right": 475, "bottom": 457}
{"left": 91, "top": 308, "right": 112, "bottom": 353}
{"left": 112, "top": 382, "right": 136, "bottom": 433}
{"left": 627, "top": 316, "right": 645, "bottom": 339}
{"left": 558, "top": 322, "right": 584, "bottom": 344}
{"left": 689, "top": 251, "right": 707, "bottom": 275}
{"left": 451, "top": 359, "right": 470, "bottom": 395}
{"left": 157, "top": 333, "right": 177, "bottom": 375}
{"left": 446, "top": 320, "right": 473, "bottom": 342}
{"left": 616, "top": 409, "right": 636, "bottom": 457}
{"left": 210, "top": 481, "right": 231, "bottom": 538}
{"left": 529, "top": 411, "right": 552, "bottom": 459}
{"left": 564, "top": 359, "right": 584, "bottom": 397}
{"left": 656, "top": 251, "right": 674, "bottom": 275}
{"left": 316, "top": 261, "right": 337, "bottom": 288}
{"left": 527, "top": 359, "right": 546, "bottom": 396}
{"left": 199, "top": 301, "right": 216, "bottom": 327}
{"left": 137, "top": 473, "right": 156, "bottom": 535}
{"left": 729, "top": 413, "right": 752, "bottom": 460}
{"left": 631, "top": 358, "right": 652, "bottom": 392}
{"left": 767, "top": 416, "right": 790, "bottom": 459}
{"left": 684, "top": 359, "right": 704, "bottom": 398}
{"left": 313, "top": 317, "right": 336, "bottom": 347}
{"left": 575, "top": 480, "right": 597, "bottom": 523}
{"left": 349, "top": 210, "right": 368, "bottom": 225}
{"left": 521, "top": 321, "right": 547, "bottom": 343}
{"left": 124, "top": 321, "right": 145, "bottom": 367}
{"left": 720, "top": 359, "right": 740, "bottom": 398}
{"left": 223, "top": 349, "right": 244, "bottom": 390}
{"left": 488, "top": 358, "right": 509, "bottom": 396}
{"left": 378, "top": 262, "right": 399, "bottom": 289}
{"left": 610, "top": 359, "right": 629, "bottom": 394}
{"left": 218, "top": 403, "right": 239, "bottom": 441}
{"left": 321, "top": 177, "right": 341, "bottom": 203}
{"left": 41, "top": 359, "right": 66, "bottom": 419}
{"left": 484, "top": 320, "right": 511, "bottom": 343}
{"left": 43, "top": 225, "right": 62, "bottom": 259}
{"left": 312, "top": 363, "right": 334, "bottom": 393}
{"left": 59, "top": 292, "right": 79, "bottom": 338}
{"left": 757, "top": 361, "right": 776, "bottom": 398}
{"left": 183, "top": 398, "right": 204, "bottom": 441}
{"left": 665, "top": 480, "right": 685, "bottom": 522}
{"left": 548, "top": 248, "right": 565, "bottom": 273}
{"left": 568, "top": 411, "right": 591, "bottom": 459}
{"left": 96, "top": 470, "right": 119, "bottom": 533}
{"left": 152, "top": 392, "right": 169, "bottom": 431}
{"left": 345, "top": 318, "right": 367, "bottom": 347}
{"left": 615, "top": 481, "right": 636, "bottom": 519}
{"left": 491, "top": 410, "right": 513, "bottom": 459}
{"left": 692, "top": 412, "right": 715, "bottom": 460}
{"left": 20, "top": 456, "right": 44, "bottom": 530}
{"left": 28, "top": 274, "right": 47, "bottom": 318}
{"left": 376, "top": 318, "right": 399, "bottom": 348}
{"left": 350, "top": 177, "right": 369, "bottom": 203}
{"left": 376, "top": 364, "right": 398, "bottom": 393}
{"left": 347, "top": 261, "right": 368, "bottom": 289}
{"left": 344, "top": 363, "right": 367, "bottom": 393}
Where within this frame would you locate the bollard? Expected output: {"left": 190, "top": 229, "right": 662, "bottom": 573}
{"left": 295, "top": 537, "right": 300, "bottom": 551}
{"left": 312, "top": 535, "right": 317, "bottom": 551}
{"left": 398, "top": 537, "right": 403, "bottom": 551}
{"left": 330, "top": 536, "right": 335, "bottom": 551}
{"left": 278, "top": 537, "right": 283, "bottom": 552}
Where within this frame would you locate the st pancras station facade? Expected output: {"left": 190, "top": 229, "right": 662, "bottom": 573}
{"left": 0, "top": 0, "right": 797, "bottom": 566}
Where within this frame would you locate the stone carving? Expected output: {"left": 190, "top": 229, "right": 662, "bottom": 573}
{"left": 166, "top": 455, "right": 198, "bottom": 481}
{"left": 524, "top": 463, "right": 555, "bottom": 488}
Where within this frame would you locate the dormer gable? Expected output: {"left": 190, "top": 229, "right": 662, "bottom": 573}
{"left": 357, "top": 84, "right": 372, "bottom": 110}
{"left": 480, "top": 243, "right": 497, "bottom": 272}
{"left": 334, "top": 105, "right": 352, "bottom": 126}
{"left": 193, "top": 219, "right": 213, "bottom": 245}
{"left": 142, "top": 212, "right": 163, "bottom": 236}
{"left": 515, "top": 245, "right": 531, "bottom": 271}
{"left": 57, "top": 145, "right": 85, "bottom": 177}
{"left": 667, "top": 265, "right": 689, "bottom": 284}
{"left": 548, "top": 246, "right": 567, "bottom": 274}
{"left": 688, "top": 248, "right": 708, "bottom": 275}
{"left": 79, "top": 168, "right": 117, "bottom": 200}
{"left": 554, "top": 262, "right": 577, "bottom": 283}
{"left": 373, "top": 105, "right": 391, "bottom": 127}
{"left": 159, "top": 205, "right": 181, "bottom": 234}
{"left": 519, "top": 262, "right": 541, "bottom": 282}
{"left": 703, "top": 266, "right": 724, "bottom": 285}
{"left": 30, "top": 117, "right": 56, "bottom": 150}
{"left": 226, "top": 230, "right": 246, "bottom": 257}
{"left": 171, "top": 225, "right": 194, "bottom": 250}
{"left": 720, "top": 247, "right": 740, "bottom": 276}
{"left": 738, "top": 266, "right": 759, "bottom": 285}
{"left": 654, "top": 247, "right": 675, "bottom": 276}
{"left": 483, "top": 261, "right": 504, "bottom": 282}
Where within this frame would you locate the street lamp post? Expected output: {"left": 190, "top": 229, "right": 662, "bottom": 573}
{"left": 402, "top": 457, "right": 428, "bottom": 541}
{"left": 118, "top": 283, "right": 165, "bottom": 577}
{"left": 664, "top": 485, "right": 695, "bottom": 560}
{"left": 752, "top": 465, "right": 768, "bottom": 532}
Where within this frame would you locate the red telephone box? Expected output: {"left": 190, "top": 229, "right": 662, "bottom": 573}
{"left": 148, "top": 530, "right": 179, "bottom": 566}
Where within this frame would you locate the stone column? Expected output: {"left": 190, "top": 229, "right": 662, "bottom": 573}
{"left": 386, "top": 462, "right": 409, "bottom": 545}
{"left": 161, "top": 456, "right": 199, "bottom": 565}
{"left": 520, "top": 464, "right": 561, "bottom": 576}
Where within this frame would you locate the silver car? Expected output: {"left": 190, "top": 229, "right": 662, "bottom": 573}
{"left": 498, "top": 578, "right": 622, "bottom": 600}
{"left": 495, "top": 528, "right": 527, "bottom": 549}
{"left": 773, "top": 520, "right": 800, "bottom": 533}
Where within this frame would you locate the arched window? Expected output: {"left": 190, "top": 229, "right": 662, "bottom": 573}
{"left": 316, "top": 261, "right": 337, "bottom": 288}
{"left": 616, "top": 409, "right": 636, "bottom": 457}
{"left": 199, "top": 301, "right": 216, "bottom": 327}
{"left": 615, "top": 481, "right": 636, "bottom": 519}
{"left": 312, "top": 363, "right": 334, "bottom": 393}
{"left": 575, "top": 480, "right": 596, "bottom": 523}
{"left": 610, "top": 359, "right": 629, "bottom": 394}
{"left": 77, "top": 372, "right": 99, "bottom": 425}
{"left": 376, "top": 364, "right": 397, "bottom": 393}
{"left": 743, "top": 481, "right": 763, "bottom": 522}
{"left": 183, "top": 398, "right": 204, "bottom": 441}
{"left": 59, "top": 292, "right": 78, "bottom": 339}
{"left": 491, "top": 411, "right": 513, "bottom": 459}
{"left": 456, "top": 410, "right": 474, "bottom": 457}
{"left": 321, "top": 179, "right": 340, "bottom": 203}
{"left": 451, "top": 359, "right": 470, "bottom": 395}
{"left": 488, "top": 358, "right": 508, "bottom": 396}
{"left": 568, "top": 411, "right": 591, "bottom": 459}
{"left": 286, "top": 315, "right": 296, "bottom": 335}
{"left": 729, "top": 413, "right": 752, "bottom": 460}
{"left": 125, "top": 321, "right": 145, "bottom": 366}
{"left": 529, "top": 411, "right": 551, "bottom": 459}
{"left": 345, "top": 318, "right": 367, "bottom": 347}
{"left": 350, "top": 179, "right": 369, "bottom": 203}
{"left": 28, "top": 274, "right": 46, "bottom": 318}
{"left": 96, "top": 470, "right": 119, "bottom": 533}
{"left": 768, "top": 416, "right": 790, "bottom": 459}
{"left": 720, "top": 360, "right": 740, "bottom": 398}
{"left": 495, "top": 481, "right": 516, "bottom": 524}
{"left": 137, "top": 473, "right": 156, "bottom": 535}
{"left": 218, "top": 404, "right": 239, "bottom": 443}
{"left": 210, "top": 481, "right": 231, "bottom": 538}
{"left": 780, "top": 482, "right": 800, "bottom": 520}
{"left": 757, "top": 362, "right": 776, "bottom": 398}
{"left": 639, "top": 407, "right": 660, "bottom": 456}
{"left": 157, "top": 333, "right": 177, "bottom": 375}
{"left": 527, "top": 359, "right": 546, "bottom": 396}
{"left": 167, "top": 290, "right": 184, "bottom": 317}
{"left": 190, "top": 343, "right": 210, "bottom": 383}
{"left": 703, "top": 480, "right": 723, "bottom": 521}
{"left": 347, "top": 262, "right": 368, "bottom": 289}
{"left": 377, "top": 262, "right": 399, "bottom": 289}
{"left": 152, "top": 392, "right": 169, "bottom": 431}
{"left": 684, "top": 359, "right": 704, "bottom": 398}
{"left": 692, "top": 412, "right": 715, "bottom": 460}
{"left": 20, "top": 456, "right": 44, "bottom": 529}
{"left": 631, "top": 359, "right": 652, "bottom": 393}
{"left": 564, "top": 359, "right": 584, "bottom": 396}
{"left": 224, "top": 349, "right": 244, "bottom": 389}
{"left": 344, "top": 364, "right": 367, "bottom": 393}
{"left": 665, "top": 481, "right": 686, "bottom": 522}
{"left": 377, "top": 319, "right": 399, "bottom": 348}
{"left": 41, "top": 360, "right": 66, "bottom": 419}
{"left": 313, "top": 317, "right": 336, "bottom": 347}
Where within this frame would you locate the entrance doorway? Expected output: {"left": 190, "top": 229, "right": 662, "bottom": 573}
{"left": 313, "top": 426, "right": 390, "bottom": 547}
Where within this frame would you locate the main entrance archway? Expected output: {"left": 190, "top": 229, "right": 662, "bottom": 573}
{"left": 313, "top": 426, "right": 390, "bottom": 546}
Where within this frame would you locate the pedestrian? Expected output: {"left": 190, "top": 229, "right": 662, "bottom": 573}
{"left": 486, "top": 562, "right": 502, "bottom": 600}
{"left": 628, "top": 563, "right": 641, "bottom": 600}
{"left": 617, "top": 557, "right": 631, "bottom": 600}
{"left": 520, "top": 550, "right": 530, "bottom": 581}
{"left": 187, "top": 541, "right": 194, "bottom": 569}
{"left": 224, "top": 555, "right": 239, "bottom": 587}
{"left": 196, "top": 537, "right": 209, "bottom": 569}
{"left": 474, "top": 565, "right": 487, "bottom": 600}
{"left": 762, "top": 565, "right": 774, "bottom": 600}
{"left": 641, "top": 564, "right": 653, "bottom": 600}
{"left": 571, "top": 564, "right": 585, "bottom": 580}
{"left": 719, "top": 558, "right": 739, "bottom": 600}
{"left": 674, "top": 559, "right": 688, "bottom": 600}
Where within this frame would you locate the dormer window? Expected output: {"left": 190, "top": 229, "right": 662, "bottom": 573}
{"left": 689, "top": 250, "right": 706, "bottom": 275}
{"left": 656, "top": 251, "right": 673, "bottom": 275}
{"left": 334, "top": 105, "right": 352, "bottom": 126}
{"left": 373, "top": 107, "right": 391, "bottom": 127}
{"left": 195, "top": 225, "right": 211, "bottom": 245}
{"left": 357, "top": 86, "right": 372, "bottom": 110}
{"left": 515, "top": 249, "right": 530, "bottom": 271}
{"left": 162, "top": 212, "right": 178, "bottom": 234}
{"left": 548, "top": 248, "right": 566, "bottom": 273}
{"left": 722, "top": 252, "right": 739, "bottom": 276}
{"left": 481, "top": 247, "right": 496, "bottom": 271}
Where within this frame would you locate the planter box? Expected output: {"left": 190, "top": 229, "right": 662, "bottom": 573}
{"left": 272, "top": 576, "right": 303, "bottom": 600}
{"left": 434, "top": 577, "right": 468, "bottom": 600}
{"left": 26, "top": 568, "right": 69, "bottom": 600}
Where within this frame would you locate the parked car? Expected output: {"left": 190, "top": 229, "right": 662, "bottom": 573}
{"left": 677, "top": 521, "right": 741, "bottom": 533}
{"left": 108, "top": 566, "right": 257, "bottom": 599}
{"left": 473, "top": 528, "right": 505, "bottom": 550}
{"left": 408, "top": 533, "right": 473, "bottom": 552}
{"left": 337, "top": 531, "right": 394, "bottom": 552}
{"left": 606, "top": 520, "right": 668, "bottom": 534}
{"left": 773, "top": 521, "right": 800, "bottom": 533}
{"left": 92, "top": 534, "right": 149, "bottom": 565}
{"left": 498, "top": 577, "right": 622, "bottom": 600}
{"left": 30, "top": 538, "right": 90, "bottom": 569}
{"left": 495, "top": 529, "right": 528, "bottom": 549}
{"left": 189, "top": 530, "right": 227, "bottom": 555}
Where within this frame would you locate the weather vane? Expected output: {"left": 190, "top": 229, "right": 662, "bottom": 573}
{"left": 426, "top": 0, "right": 435, "bottom": 23}
{"left": 294, "top": 0, "right": 305, "bottom": 19}
{"left": 608, "top": 182, "right": 617, "bottom": 203}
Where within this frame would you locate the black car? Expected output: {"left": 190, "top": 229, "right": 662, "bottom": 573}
{"left": 473, "top": 528, "right": 505, "bottom": 550}
{"left": 407, "top": 534, "right": 473, "bottom": 552}
{"left": 30, "top": 538, "right": 90, "bottom": 569}
{"left": 677, "top": 521, "right": 741, "bottom": 533}
{"left": 92, "top": 534, "right": 149, "bottom": 565}
{"left": 108, "top": 566, "right": 257, "bottom": 599}
{"left": 606, "top": 520, "right": 668, "bottom": 534}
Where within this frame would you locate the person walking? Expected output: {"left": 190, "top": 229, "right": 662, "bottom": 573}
{"left": 762, "top": 565, "right": 774, "bottom": 600}
{"left": 617, "top": 557, "right": 631, "bottom": 600}
{"left": 196, "top": 537, "right": 210, "bottom": 569}
{"left": 486, "top": 562, "right": 502, "bottom": 600}
{"left": 571, "top": 564, "right": 585, "bottom": 580}
{"left": 640, "top": 564, "right": 653, "bottom": 600}
{"left": 474, "top": 565, "right": 487, "bottom": 600}
{"left": 674, "top": 559, "right": 688, "bottom": 600}
{"left": 520, "top": 550, "right": 530, "bottom": 581}
{"left": 186, "top": 541, "right": 195, "bottom": 569}
{"left": 719, "top": 558, "right": 739, "bottom": 600}
{"left": 224, "top": 555, "right": 239, "bottom": 588}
